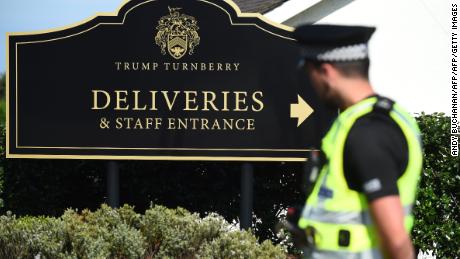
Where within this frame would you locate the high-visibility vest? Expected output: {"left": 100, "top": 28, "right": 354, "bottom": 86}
{"left": 298, "top": 96, "right": 423, "bottom": 258}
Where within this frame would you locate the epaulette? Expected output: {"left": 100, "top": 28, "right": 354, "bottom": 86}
{"left": 373, "top": 96, "right": 395, "bottom": 115}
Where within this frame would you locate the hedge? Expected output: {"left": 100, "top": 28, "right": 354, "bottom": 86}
{"left": 0, "top": 204, "right": 286, "bottom": 259}
{"left": 411, "top": 113, "right": 459, "bottom": 258}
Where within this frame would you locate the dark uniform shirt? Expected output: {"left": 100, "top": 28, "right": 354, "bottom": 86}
{"left": 343, "top": 109, "right": 409, "bottom": 201}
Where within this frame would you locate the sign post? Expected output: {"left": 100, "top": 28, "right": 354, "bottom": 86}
{"left": 106, "top": 161, "right": 120, "bottom": 208}
{"left": 240, "top": 162, "right": 254, "bottom": 230}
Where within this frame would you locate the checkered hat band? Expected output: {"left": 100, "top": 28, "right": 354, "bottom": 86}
{"left": 317, "top": 43, "right": 368, "bottom": 61}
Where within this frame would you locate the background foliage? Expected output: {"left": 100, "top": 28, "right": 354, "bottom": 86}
{"left": 0, "top": 73, "right": 458, "bottom": 257}
{"left": 411, "top": 113, "right": 460, "bottom": 258}
{"left": 0, "top": 73, "right": 5, "bottom": 125}
{"left": 1, "top": 73, "right": 5, "bottom": 209}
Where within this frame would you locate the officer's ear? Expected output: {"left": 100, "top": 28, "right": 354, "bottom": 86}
{"left": 306, "top": 62, "right": 335, "bottom": 77}
{"left": 320, "top": 63, "right": 342, "bottom": 83}
{"left": 320, "top": 63, "right": 336, "bottom": 76}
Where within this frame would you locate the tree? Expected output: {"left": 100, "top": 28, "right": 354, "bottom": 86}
{"left": 0, "top": 73, "right": 5, "bottom": 124}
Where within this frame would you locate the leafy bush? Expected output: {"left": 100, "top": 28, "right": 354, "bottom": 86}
{"left": 412, "top": 113, "right": 460, "bottom": 258}
{"left": 0, "top": 214, "right": 67, "bottom": 258}
{"left": 0, "top": 204, "right": 285, "bottom": 259}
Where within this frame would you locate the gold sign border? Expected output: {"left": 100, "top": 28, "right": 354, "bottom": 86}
{"left": 6, "top": 0, "right": 307, "bottom": 162}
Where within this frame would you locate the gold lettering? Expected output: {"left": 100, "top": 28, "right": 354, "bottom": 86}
{"left": 252, "top": 91, "right": 264, "bottom": 112}
{"left": 235, "top": 119, "right": 245, "bottom": 130}
{"left": 182, "top": 63, "right": 188, "bottom": 71}
{"left": 134, "top": 118, "right": 143, "bottom": 129}
{"left": 149, "top": 91, "right": 158, "bottom": 111}
{"left": 247, "top": 119, "right": 255, "bottom": 130}
{"left": 233, "top": 63, "right": 240, "bottom": 71}
{"left": 91, "top": 90, "right": 111, "bottom": 110}
{"left": 115, "top": 90, "right": 129, "bottom": 110}
{"left": 184, "top": 91, "right": 199, "bottom": 111}
{"left": 221, "top": 91, "right": 230, "bottom": 111}
{"left": 164, "top": 63, "right": 171, "bottom": 70}
{"left": 203, "top": 91, "right": 218, "bottom": 111}
{"left": 155, "top": 118, "right": 162, "bottom": 129}
{"left": 132, "top": 62, "right": 139, "bottom": 71}
{"left": 115, "top": 62, "right": 122, "bottom": 71}
{"left": 168, "top": 118, "right": 176, "bottom": 129}
{"left": 190, "top": 118, "right": 199, "bottom": 129}
{"left": 191, "top": 63, "right": 198, "bottom": 71}
{"left": 162, "top": 91, "right": 180, "bottom": 111}
{"left": 142, "top": 62, "right": 150, "bottom": 71}
{"left": 211, "top": 119, "right": 221, "bottom": 130}
{"left": 123, "top": 117, "right": 134, "bottom": 129}
{"left": 201, "top": 118, "right": 209, "bottom": 130}
{"left": 116, "top": 118, "right": 123, "bottom": 129}
{"left": 132, "top": 90, "right": 147, "bottom": 110}
{"left": 145, "top": 118, "right": 153, "bottom": 129}
{"left": 234, "top": 91, "right": 248, "bottom": 111}
{"left": 223, "top": 118, "right": 233, "bottom": 130}
{"left": 173, "top": 63, "right": 179, "bottom": 71}
{"left": 178, "top": 118, "right": 188, "bottom": 129}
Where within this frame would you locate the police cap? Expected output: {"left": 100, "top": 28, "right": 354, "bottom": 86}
{"left": 293, "top": 24, "right": 376, "bottom": 62}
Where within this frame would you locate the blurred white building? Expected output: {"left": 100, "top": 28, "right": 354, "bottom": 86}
{"left": 263, "top": 0, "right": 449, "bottom": 115}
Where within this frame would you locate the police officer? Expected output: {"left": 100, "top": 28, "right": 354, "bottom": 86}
{"left": 293, "top": 25, "right": 423, "bottom": 259}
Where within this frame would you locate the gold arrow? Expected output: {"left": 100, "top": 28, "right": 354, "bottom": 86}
{"left": 290, "top": 95, "right": 314, "bottom": 127}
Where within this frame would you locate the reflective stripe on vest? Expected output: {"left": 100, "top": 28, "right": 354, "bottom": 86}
{"left": 304, "top": 248, "right": 383, "bottom": 259}
{"left": 298, "top": 96, "right": 423, "bottom": 255}
{"left": 301, "top": 204, "right": 413, "bottom": 225}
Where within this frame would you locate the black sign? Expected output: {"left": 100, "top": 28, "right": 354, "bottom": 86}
{"left": 7, "top": 0, "right": 335, "bottom": 161}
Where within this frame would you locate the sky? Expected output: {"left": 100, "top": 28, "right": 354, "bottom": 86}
{"left": 319, "top": 0, "right": 450, "bottom": 115}
{"left": 0, "top": 0, "right": 451, "bottom": 114}
{"left": 0, "top": 0, "right": 123, "bottom": 71}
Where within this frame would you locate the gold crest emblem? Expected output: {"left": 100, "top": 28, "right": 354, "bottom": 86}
{"left": 155, "top": 7, "right": 200, "bottom": 59}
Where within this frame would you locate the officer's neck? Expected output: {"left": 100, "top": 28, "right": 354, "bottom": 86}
{"left": 336, "top": 77, "right": 375, "bottom": 110}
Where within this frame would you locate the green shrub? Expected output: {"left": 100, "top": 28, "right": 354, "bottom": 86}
{"left": 412, "top": 113, "right": 460, "bottom": 258}
{"left": 141, "top": 206, "right": 226, "bottom": 257}
{"left": 61, "top": 206, "right": 146, "bottom": 259}
{"left": 199, "top": 230, "right": 285, "bottom": 259}
{"left": 0, "top": 204, "right": 285, "bottom": 259}
{"left": 0, "top": 214, "right": 68, "bottom": 258}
